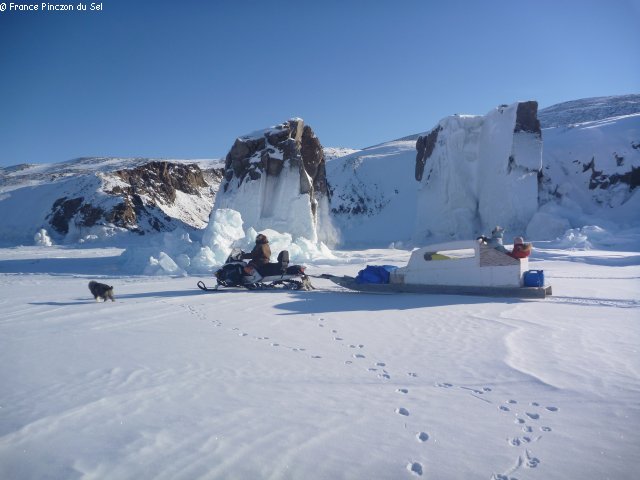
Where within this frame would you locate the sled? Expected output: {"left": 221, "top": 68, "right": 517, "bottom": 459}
{"left": 320, "top": 274, "right": 551, "bottom": 298}
{"left": 322, "top": 240, "right": 552, "bottom": 299}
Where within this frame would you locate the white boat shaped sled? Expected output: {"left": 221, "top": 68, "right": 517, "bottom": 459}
{"left": 323, "top": 240, "right": 552, "bottom": 299}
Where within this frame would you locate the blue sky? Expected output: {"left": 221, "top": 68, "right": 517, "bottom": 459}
{"left": 1, "top": 0, "right": 639, "bottom": 167}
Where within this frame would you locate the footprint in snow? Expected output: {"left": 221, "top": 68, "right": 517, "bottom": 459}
{"left": 530, "top": 402, "right": 540, "bottom": 407}
{"left": 507, "top": 399, "right": 517, "bottom": 404}
{"left": 407, "top": 372, "right": 418, "bottom": 377}
{"left": 311, "top": 355, "right": 322, "bottom": 359}
{"left": 353, "top": 353, "right": 365, "bottom": 359}
{"left": 376, "top": 362, "right": 386, "bottom": 367}
{"left": 540, "top": 426, "right": 552, "bottom": 432}
{"left": 546, "top": 406, "right": 559, "bottom": 412}
{"left": 515, "top": 418, "right": 526, "bottom": 425}
{"left": 378, "top": 373, "right": 390, "bottom": 379}
{"left": 525, "top": 412, "right": 540, "bottom": 420}
{"left": 499, "top": 406, "right": 510, "bottom": 412}
{"left": 525, "top": 450, "right": 540, "bottom": 468}
{"left": 417, "top": 432, "right": 429, "bottom": 442}
{"left": 396, "top": 407, "right": 410, "bottom": 416}
{"left": 334, "top": 337, "right": 343, "bottom": 341}
{"left": 436, "top": 382, "right": 453, "bottom": 388}
{"left": 396, "top": 388, "right": 408, "bottom": 394}
{"left": 407, "top": 462, "right": 423, "bottom": 476}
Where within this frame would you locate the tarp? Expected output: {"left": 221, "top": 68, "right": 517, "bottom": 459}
{"left": 355, "top": 265, "right": 398, "bottom": 284}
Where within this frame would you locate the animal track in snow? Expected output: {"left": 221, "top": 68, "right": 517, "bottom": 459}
{"left": 396, "top": 388, "right": 408, "bottom": 394}
{"left": 396, "top": 407, "right": 410, "bottom": 416}
{"left": 525, "top": 412, "right": 540, "bottom": 420}
{"left": 407, "top": 372, "right": 418, "bottom": 377}
{"left": 525, "top": 450, "right": 540, "bottom": 468}
{"left": 546, "top": 406, "right": 558, "bottom": 412}
{"left": 540, "top": 426, "right": 552, "bottom": 432}
{"left": 407, "top": 462, "right": 423, "bottom": 476}
{"left": 353, "top": 353, "right": 365, "bottom": 359}
{"left": 436, "top": 382, "right": 453, "bottom": 388}
{"left": 417, "top": 432, "right": 429, "bottom": 442}
{"left": 499, "top": 406, "right": 510, "bottom": 412}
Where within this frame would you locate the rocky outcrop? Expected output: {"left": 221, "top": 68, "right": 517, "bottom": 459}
{"left": 222, "top": 119, "right": 329, "bottom": 203}
{"left": 415, "top": 126, "right": 442, "bottom": 182}
{"left": 46, "top": 161, "right": 219, "bottom": 238}
{"left": 214, "top": 118, "right": 332, "bottom": 243}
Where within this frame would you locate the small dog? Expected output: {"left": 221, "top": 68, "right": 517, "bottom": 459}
{"left": 88, "top": 281, "right": 115, "bottom": 302}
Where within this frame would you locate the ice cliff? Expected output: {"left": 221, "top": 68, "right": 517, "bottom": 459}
{"left": 413, "top": 101, "right": 542, "bottom": 241}
{"left": 208, "top": 118, "right": 334, "bottom": 245}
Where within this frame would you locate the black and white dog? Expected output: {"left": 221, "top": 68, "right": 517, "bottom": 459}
{"left": 88, "top": 281, "right": 115, "bottom": 302}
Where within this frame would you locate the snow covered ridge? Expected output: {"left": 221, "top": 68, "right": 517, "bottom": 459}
{"left": 0, "top": 158, "right": 224, "bottom": 246}
{"left": 538, "top": 93, "right": 640, "bottom": 128}
{"left": 531, "top": 96, "right": 640, "bottom": 239}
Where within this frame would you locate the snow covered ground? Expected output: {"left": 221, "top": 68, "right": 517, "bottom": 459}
{"left": 1, "top": 244, "right": 638, "bottom": 479}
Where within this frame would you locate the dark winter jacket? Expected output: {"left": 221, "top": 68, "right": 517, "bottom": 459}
{"left": 243, "top": 238, "right": 271, "bottom": 266}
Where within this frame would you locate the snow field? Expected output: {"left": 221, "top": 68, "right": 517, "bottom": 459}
{"left": 1, "top": 246, "right": 639, "bottom": 479}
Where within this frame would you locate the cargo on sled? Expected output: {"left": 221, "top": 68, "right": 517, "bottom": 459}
{"left": 322, "top": 240, "right": 551, "bottom": 299}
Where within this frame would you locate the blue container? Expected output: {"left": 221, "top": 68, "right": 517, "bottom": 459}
{"left": 523, "top": 270, "right": 544, "bottom": 287}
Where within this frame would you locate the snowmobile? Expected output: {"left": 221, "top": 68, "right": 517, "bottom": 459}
{"left": 197, "top": 248, "right": 313, "bottom": 292}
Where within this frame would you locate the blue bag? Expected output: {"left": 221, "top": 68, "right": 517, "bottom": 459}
{"left": 523, "top": 270, "right": 544, "bottom": 287}
{"left": 355, "top": 265, "right": 398, "bottom": 284}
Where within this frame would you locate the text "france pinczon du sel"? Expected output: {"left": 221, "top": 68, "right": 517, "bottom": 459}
{"left": 6, "top": 2, "right": 103, "bottom": 11}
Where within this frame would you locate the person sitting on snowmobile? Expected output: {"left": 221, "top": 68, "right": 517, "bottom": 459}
{"left": 242, "top": 233, "right": 289, "bottom": 277}
{"left": 508, "top": 236, "right": 532, "bottom": 259}
{"left": 242, "top": 233, "right": 271, "bottom": 269}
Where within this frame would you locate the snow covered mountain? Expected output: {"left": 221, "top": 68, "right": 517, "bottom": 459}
{"left": 329, "top": 95, "right": 639, "bottom": 247}
{"left": 0, "top": 95, "right": 637, "bottom": 253}
{"left": 0, "top": 157, "right": 224, "bottom": 246}
{"left": 528, "top": 94, "right": 640, "bottom": 239}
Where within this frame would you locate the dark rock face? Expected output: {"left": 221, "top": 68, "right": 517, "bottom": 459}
{"left": 514, "top": 101, "right": 542, "bottom": 136}
{"left": 415, "top": 126, "right": 442, "bottom": 181}
{"left": 222, "top": 118, "right": 329, "bottom": 215}
{"left": 582, "top": 157, "right": 640, "bottom": 191}
{"left": 47, "top": 161, "right": 213, "bottom": 236}
{"left": 49, "top": 197, "right": 85, "bottom": 234}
